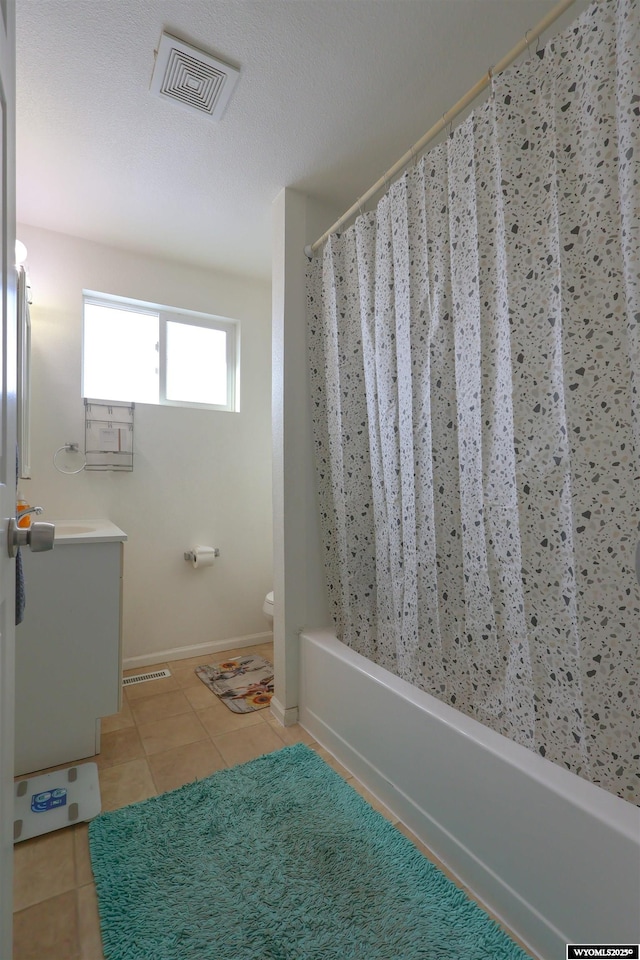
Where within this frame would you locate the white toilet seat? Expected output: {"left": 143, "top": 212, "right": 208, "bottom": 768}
{"left": 263, "top": 591, "right": 274, "bottom": 619}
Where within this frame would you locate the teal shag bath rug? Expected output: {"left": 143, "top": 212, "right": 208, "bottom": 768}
{"left": 89, "top": 743, "right": 532, "bottom": 960}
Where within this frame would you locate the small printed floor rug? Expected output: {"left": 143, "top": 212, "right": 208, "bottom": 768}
{"left": 88, "top": 743, "right": 533, "bottom": 960}
{"left": 194, "top": 655, "right": 274, "bottom": 713}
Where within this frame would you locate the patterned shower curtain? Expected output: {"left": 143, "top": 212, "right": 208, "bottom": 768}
{"left": 307, "top": 0, "right": 639, "bottom": 803}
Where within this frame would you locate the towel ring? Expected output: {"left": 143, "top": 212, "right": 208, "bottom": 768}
{"left": 53, "top": 443, "right": 87, "bottom": 475}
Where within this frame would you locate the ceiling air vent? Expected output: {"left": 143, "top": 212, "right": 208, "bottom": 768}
{"left": 150, "top": 32, "right": 240, "bottom": 121}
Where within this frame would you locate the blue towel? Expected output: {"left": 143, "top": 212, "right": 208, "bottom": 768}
{"left": 15, "top": 448, "right": 25, "bottom": 625}
{"left": 15, "top": 547, "right": 25, "bottom": 625}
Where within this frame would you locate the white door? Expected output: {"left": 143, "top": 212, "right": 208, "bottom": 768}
{"left": 0, "top": 0, "right": 17, "bottom": 954}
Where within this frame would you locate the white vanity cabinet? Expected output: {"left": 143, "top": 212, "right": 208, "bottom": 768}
{"left": 15, "top": 520, "right": 126, "bottom": 776}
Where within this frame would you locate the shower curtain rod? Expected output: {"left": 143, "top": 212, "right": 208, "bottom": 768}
{"left": 304, "top": 0, "right": 577, "bottom": 259}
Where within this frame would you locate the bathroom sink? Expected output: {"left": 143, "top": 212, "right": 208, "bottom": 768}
{"left": 52, "top": 520, "right": 127, "bottom": 543}
{"left": 55, "top": 523, "right": 97, "bottom": 536}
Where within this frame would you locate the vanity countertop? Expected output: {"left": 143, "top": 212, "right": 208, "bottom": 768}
{"left": 52, "top": 519, "right": 127, "bottom": 544}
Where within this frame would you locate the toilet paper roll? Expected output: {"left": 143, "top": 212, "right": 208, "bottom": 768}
{"left": 191, "top": 546, "right": 217, "bottom": 569}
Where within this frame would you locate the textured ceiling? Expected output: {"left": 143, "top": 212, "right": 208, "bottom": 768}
{"left": 16, "top": 0, "right": 587, "bottom": 280}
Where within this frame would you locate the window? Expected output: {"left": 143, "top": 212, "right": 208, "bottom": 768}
{"left": 82, "top": 293, "right": 239, "bottom": 411}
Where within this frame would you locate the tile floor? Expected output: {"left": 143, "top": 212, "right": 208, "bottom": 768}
{"left": 13, "top": 640, "right": 535, "bottom": 959}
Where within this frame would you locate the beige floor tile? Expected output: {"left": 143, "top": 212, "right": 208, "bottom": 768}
{"left": 212, "top": 722, "right": 287, "bottom": 767}
{"left": 13, "top": 761, "right": 97, "bottom": 893}
{"left": 73, "top": 824, "right": 94, "bottom": 887}
{"left": 165, "top": 650, "right": 253, "bottom": 673}
{"left": 183, "top": 680, "right": 222, "bottom": 710}
{"left": 165, "top": 653, "right": 217, "bottom": 672}
{"left": 254, "top": 643, "right": 274, "bottom": 661}
{"left": 309, "top": 744, "right": 352, "bottom": 779}
{"left": 13, "top": 890, "right": 80, "bottom": 960}
{"left": 235, "top": 643, "right": 271, "bottom": 657}
{"left": 96, "top": 727, "right": 145, "bottom": 769}
{"left": 100, "top": 698, "right": 134, "bottom": 734}
{"left": 98, "top": 757, "right": 156, "bottom": 811}
{"left": 197, "top": 684, "right": 269, "bottom": 737}
{"left": 148, "top": 739, "right": 227, "bottom": 794}
{"left": 197, "top": 697, "right": 266, "bottom": 738}
{"left": 137, "top": 711, "right": 208, "bottom": 756}
{"left": 212, "top": 645, "right": 259, "bottom": 659}
{"left": 265, "top": 719, "right": 315, "bottom": 746}
{"left": 124, "top": 670, "right": 180, "bottom": 701}
{"left": 13, "top": 828, "right": 76, "bottom": 912}
{"left": 77, "top": 884, "right": 105, "bottom": 960}
{"left": 129, "top": 688, "right": 193, "bottom": 726}
{"left": 195, "top": 644, "right": 264, "bottom": 664}
{"left": 167, "top": 661, "right": 206, "bottom": 689}
{"left": 346, "top": 778, "right": 398, "bottom": 823}
{"left": 166, "top": 645, "right": 272, "bottom": 681}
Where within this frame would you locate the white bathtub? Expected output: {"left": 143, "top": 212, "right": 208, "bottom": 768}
{"left": 299, "top": 629, "right": 640, "bottom": 960}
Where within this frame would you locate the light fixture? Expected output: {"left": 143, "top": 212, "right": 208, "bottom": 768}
{"left": 15, "top": 240, "right": 28, "bottom": 265}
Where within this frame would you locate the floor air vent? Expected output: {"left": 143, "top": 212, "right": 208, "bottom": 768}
{"left": 150, "top": 32, "right": 240, "bottom": 120}
{"left": 123, "top": 668, "right": 172, "bottom": 686}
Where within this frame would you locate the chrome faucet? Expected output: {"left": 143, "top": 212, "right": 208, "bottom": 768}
{"left": 18, "top": 505, "right": 44, "bottom": 523}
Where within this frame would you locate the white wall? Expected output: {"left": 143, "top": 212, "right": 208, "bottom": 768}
{"left": 270, "top": 189, "right": 338, "bottom": 724}
{"left": 18, "top": 223, "right": 273, "bottom": 666}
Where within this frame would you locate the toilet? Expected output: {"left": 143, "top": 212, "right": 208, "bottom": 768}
{"left": 263, "top": 591, "right": 274, "bottom": 627}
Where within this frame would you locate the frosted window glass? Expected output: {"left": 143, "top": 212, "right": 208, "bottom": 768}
{"left": 166, "top": 322, "right": 228, "bottom": 406}
{"left": 84, "top": 304, "right": 159, "bottom": 403}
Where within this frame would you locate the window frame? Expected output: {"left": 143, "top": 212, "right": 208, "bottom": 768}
{"left": 82, "top": 291, "right": 240, "bottom": 412}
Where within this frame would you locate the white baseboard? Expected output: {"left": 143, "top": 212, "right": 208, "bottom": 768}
{"left": 269, "top": 697, "right": 299, "bottom": 727}
{"left": 122, "top": 631, "right": 273, "bottom": 671}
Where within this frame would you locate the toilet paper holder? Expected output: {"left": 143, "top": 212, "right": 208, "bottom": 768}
{"left": 184, "top": 547, "right": 220, "bottom": 562}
